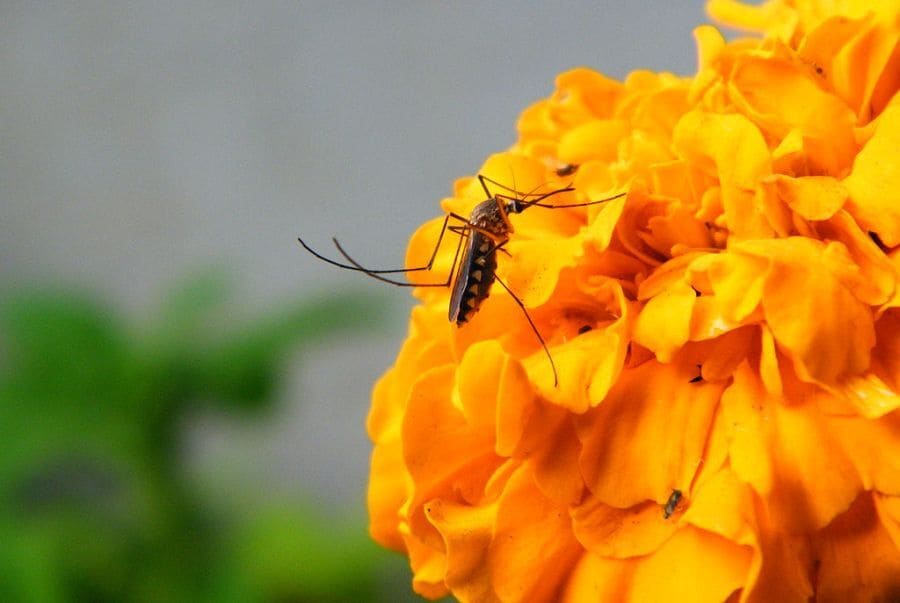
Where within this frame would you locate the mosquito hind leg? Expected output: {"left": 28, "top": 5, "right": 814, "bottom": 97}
{"left": 331, "top": 213, "right": 456, "bottom": 275}
{"left": 482, "top": 238, "right": 557, "bottom": 386}
{"left": 332, "top": 223, "right": 468, "bottom": 288}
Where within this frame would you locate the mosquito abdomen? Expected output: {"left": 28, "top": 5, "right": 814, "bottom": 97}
{"left": 449, "top": 231, "right": 497, "bottom": 324}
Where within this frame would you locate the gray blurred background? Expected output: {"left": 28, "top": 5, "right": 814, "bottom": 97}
{"left": 0, "top": 1, "right": 704, "bottom": 529}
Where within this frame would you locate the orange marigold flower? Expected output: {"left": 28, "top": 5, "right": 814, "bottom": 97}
{"left": 367, "top": 1, "right": 900, "bottom": 601}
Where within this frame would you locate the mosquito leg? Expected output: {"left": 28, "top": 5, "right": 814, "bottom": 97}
{"left": 493, "top": 273, "right": 559, "bottom": 387}
{"left": 319, "top": 213, "right": 456, "bottom": 275}
{"left": 445, "top": 211, "right": 512, "bottom": 247}
{"left": 332, "top": 225, "right": 468, "bottom": 288}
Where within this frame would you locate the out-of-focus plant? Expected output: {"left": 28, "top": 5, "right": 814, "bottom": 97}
{"left": 0, "top": 272, "right": 424, "bottom": 602}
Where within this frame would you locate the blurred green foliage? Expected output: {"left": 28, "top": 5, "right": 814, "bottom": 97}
{"left": 0, "top": 272, "right": 430, "bottom": 602}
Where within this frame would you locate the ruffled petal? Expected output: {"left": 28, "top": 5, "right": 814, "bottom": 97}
{"left": 561, "top": 527, "right": 751, "bottom": 603}
{"left": 674, "top": 110, "right": 774, "bottom": 239}
{"left": 570, "top": 494, "right": 679, "bottom": 559}
{"left": 722, "top": 363, "right": 863, "bottom": 533}
{"left": 844, "top": 104, "right": 900, "bottom": 247}
{"left": 579, "top": 359, "right": 725, "bottom": 508}
{"left": 811, "top": 493, "right": 900, "bottom": 603}
{"left": 489, "top": 468, "right": 583, "bottom": 603}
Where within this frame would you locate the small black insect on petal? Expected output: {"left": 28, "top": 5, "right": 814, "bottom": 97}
{"left": 869, "top": 231, "right": 889, "bottom": 252}
{"left": 664, "top": 489, "right": 682, "bottom": 519}
{"left": 689, "top": 364, "right": 703, "bottom": 383}
{"left": 556, "top": 164, "right": 578, "bottom": 177}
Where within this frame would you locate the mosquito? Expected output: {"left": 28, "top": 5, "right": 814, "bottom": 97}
{"left": 297, "top": 173, "right": 625, "bottom": 386}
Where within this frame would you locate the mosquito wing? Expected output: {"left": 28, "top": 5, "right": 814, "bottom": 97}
{"left": 448, "top": 231, "right": 496, "bottom": 324}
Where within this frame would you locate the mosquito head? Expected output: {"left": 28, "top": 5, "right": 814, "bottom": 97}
{"left": 504, "top": 197, "right": 524, "bottom": 215}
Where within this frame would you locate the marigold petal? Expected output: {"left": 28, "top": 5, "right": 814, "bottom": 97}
{"left": 637, "top": 252, "right": 706, "bottom": 300}
{"left": 555, "top": 68, "right": 625, "bottom": 121}
{"left": 828, "top": 15, "right": 900, "bottom": 121}
{"left": 694, "top": 25, "right": 726, "bottom": 71}
{"left": 723, "top": 363, "right": 863, "bottom": 533}
{"left": 754, "top": 238, "right": 875, "bottom": 384}
{"left": 562, "top": 527, "right": 751, "bottom": 603}
{"left": 560, "top": 552, "right": 636, "bottom": 602}
{"left": 727, "top": 54, "right": 857, "bottom": 175}
{"left": 490, "top": 468, "right": 582, "bottom": 603}
{"left": 632, "top": 279, "right": 697, "bottom": 362}
{"left": 455, "top": 342, "right": 507, "bottom": 431}
{"left": 647, "top": 201, "right": 715, "bottom": 255}
{"left": 703, "top": 249, "right": 768, "bottom": 324}
{"left": 831, "top": 373, "right": 900, "bottom": 419}
{"left": 690, "top": 325, "right": 756, "bottom": 379}
{"left": 814, "top": 209, "right": 897, "bottom": 307}
{"left": 706, "top": 0, "right": 799, "bottom": 38}
{"left": 558, "top": 119, "right": 629, "bottom": 165}
{"left": 531, "top": 326, "right": 626, "bottom": 413}
{"left": 528, "top": 416, "right": 585, "bottom": 505}
{"left": 875, "top": 493, "right": 900, "bottom": 552}
{"left": 826, "top": 410, "right": 900, "bottom": 495}
{"left": 759, "top": 325, "right": 783, "bottom": 396}
{"left": 743, "top": 528, "right": 814, "bottom": 603}
{"left": 494, "top": 351, "right": 540, "bottom": 457}
{"left": 579, "top": 359, "right": 724, "bottom": 508}
{"left": 648, "top": 158, "right": 709, "bottom": 205}
{"left": 875, "top": 309, "right": 900, "bottom": 392}
{"left": 770, "top": 127, "right": 807, "bottom": 175}
{"left": 368, "top": 306, "right": 454, "bottom": 441}
{"left": 812, "top": 493, "right": 900, "bottom": 603}
{"left": 673, "top": 110, "right": 774, "bottom": 239}
{"left": 583, "top": 190, "right": 628, "bottom": 252}
{"left": 682, "top": 468, "right": 755, "bottom": 546}
{"left": 570, "top": 495, "right": 679, "bottom": 559}
{"left": 765, "top": 174, "right": 848, "bottom": 220}
{"left": 408, "top": 549, "right": 450, "bottom": 600}
{"left": 368, "top": 439, "right": 409, "bottom": 551}
{"left": 504, "top": 236, "right": 582, "bottom": 308}
{"left": 402, "top": 365, "right": 498, "bottom": 497}
{"left": 685, "top": 467, "right": 816, "bottom": 602}
{"left": 844, "top": 104, "right": 900, "bottom": 247}
{"left": 425, "top": 499, "right": 499, "bottom": 603}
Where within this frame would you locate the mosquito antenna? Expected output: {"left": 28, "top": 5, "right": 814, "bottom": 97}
{"left": 493, "top": 274, "right": 558, "bottom": 387}
{"left": 515, "top": 186, "right": 577, "bottom": 209}
{"left": 478, "top": 174, "right": 573, "bottom": 199}
{"left": 525, "top": 190, "right": 627, "bottom": 209}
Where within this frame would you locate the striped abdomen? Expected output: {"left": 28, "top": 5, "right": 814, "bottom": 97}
{"left": 448, "top": 230, "right": 497, "bottom": 325}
